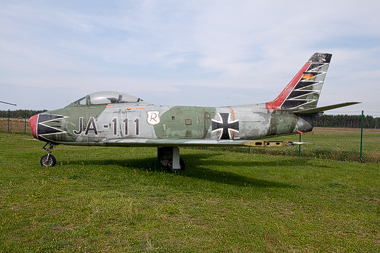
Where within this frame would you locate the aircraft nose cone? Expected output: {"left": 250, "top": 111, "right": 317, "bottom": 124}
{"left": 29, "top": 114, "right": 39, "bottom": 139}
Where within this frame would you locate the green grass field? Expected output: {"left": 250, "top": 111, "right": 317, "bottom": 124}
{"left": 1, "top": 132, "right": 380, "bottom": 252}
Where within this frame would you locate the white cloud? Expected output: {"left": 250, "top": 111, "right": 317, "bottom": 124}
{"left": 1, "top": 0, "right": 380, "bottom": 113}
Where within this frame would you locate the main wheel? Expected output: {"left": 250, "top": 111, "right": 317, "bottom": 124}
{"left": 40, "top": 154, "right": 56, "bottom": 167}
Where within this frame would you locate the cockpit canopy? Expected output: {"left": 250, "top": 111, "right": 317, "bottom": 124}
{"left": 73, "top": 91, "right": 146, "bottom": 106}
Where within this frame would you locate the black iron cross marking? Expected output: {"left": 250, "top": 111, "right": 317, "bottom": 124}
{"left": 212, "top": 113, "right": 239, "bottom": 140}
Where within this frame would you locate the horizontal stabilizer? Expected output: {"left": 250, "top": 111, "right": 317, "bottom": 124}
{"left": 293, "top": 102, "right": 360, "bottom": 114}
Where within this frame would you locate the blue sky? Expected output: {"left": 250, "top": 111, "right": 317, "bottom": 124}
{"left": 1, "top": 1, "right": 379, "bottom": 116}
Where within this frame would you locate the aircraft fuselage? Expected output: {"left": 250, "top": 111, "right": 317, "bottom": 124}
{"left": 33, "top": 102, "right": 313, "bottom": 146}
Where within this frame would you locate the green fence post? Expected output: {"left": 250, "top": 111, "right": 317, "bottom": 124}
{"left": 8, "top": 109, "right": 10, "bottom": 133}
{"left": 298, "top": 132, "right": 302, "bottom": 157}
{"left": 25, "top": 109, "right": 27, "bottom": 134}
{"left": 360, "top": 110, "right": 364, "bottom": 162}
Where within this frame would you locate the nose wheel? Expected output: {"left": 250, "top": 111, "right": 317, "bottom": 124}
{"left": 40, "top": 154, "right": 56, "bottom": 166}
{"left": 40, "top": 142, "right": 56, "bottom": 167}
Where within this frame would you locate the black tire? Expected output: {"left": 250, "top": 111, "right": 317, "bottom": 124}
{"left": 40, "top": 154, "right": 56, "bottom": 167}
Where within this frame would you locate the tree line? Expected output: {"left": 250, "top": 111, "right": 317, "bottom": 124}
{"left": 0, "top": 110, "right": 47, "bottom": 119}
{"left": 314, "top": 114, "right": 380, "bottom": 128}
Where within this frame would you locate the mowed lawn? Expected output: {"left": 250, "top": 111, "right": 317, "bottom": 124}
{"left": 0, "top": 133, "right": 379, "bottom": 252}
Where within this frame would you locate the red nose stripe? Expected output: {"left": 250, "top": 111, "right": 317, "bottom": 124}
{"left": 29, "top": 114, "right": 38, "bottom": 139}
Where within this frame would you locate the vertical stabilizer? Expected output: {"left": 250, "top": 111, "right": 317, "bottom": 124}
{"left": 266, "top": 53, "right": 332, "bottom": 110}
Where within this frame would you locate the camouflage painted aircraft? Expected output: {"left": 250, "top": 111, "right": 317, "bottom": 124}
{"left": 29, "top": 53, "right": 358, "bottom": 170}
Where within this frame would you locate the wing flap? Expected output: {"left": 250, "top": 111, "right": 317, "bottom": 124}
{"left": 103, "top": 138, "right": 304, "bottom": 147}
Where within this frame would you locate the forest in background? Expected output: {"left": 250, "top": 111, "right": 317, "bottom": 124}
{"left": 313, "top": 114, "right": 380, "bottom": 128}
{"left": 0, "top": 110, "right": 47, "bottom": 119}
{"left": 1, "top": 110, "right": 379, "bottom": 128}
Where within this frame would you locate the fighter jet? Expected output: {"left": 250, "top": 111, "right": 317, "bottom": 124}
{"left": 29, "top": 53, "right": 358, "bottom": 170}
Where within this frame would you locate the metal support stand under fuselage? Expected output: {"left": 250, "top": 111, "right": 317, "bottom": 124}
{"left": 157, "top": 146, "right": 185, "bottom": 171}
{"left": 172, "top": 147, "right": 180, "bottom": 170}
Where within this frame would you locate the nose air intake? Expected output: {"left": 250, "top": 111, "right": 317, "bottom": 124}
{"left": 29, "top": 114, "right": 39, "bottom": 139}
{"left": 29, "top": 113, "right": 67, "bottom": 142}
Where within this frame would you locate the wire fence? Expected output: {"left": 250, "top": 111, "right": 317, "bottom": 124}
{"left": 296, "top": 127, "right": 380, "bottom": 163}
{"left": 0, "top": 109, "right": 44, "bottom": 134}
{"left": 312, "top": 110, "right": 380, "bottom": 163}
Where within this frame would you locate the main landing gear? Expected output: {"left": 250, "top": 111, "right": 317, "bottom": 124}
{"left": 157, "top": 147, "right": 185, "bottom": 171}
{"left": 40, "top": 142, "right": 56, "bottom": 167}
{"left": 38, "top": 144, "right": 185, "bottom": 170}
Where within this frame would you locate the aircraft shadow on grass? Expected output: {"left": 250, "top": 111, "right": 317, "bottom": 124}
{"left": 64, "top": 153, "right": 308, "bottom": 188}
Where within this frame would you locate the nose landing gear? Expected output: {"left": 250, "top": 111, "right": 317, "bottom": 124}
{"left": 40, "top": 142, "right": 56, "bottom": 167}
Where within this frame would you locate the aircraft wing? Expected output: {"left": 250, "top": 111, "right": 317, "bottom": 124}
{"left": 103, "top": 138, "right": 304, "bottom": 147}
{"left": 293, "top": 102, "right": 360, "bottom": 114}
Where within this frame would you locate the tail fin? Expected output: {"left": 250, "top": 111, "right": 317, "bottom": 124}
{"left": 266, "top": 52, "right": 332, "bottom": 110}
